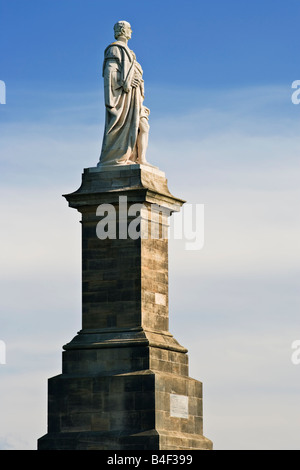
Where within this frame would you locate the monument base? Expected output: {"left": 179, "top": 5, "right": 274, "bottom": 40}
{"left": 38, "top": 369, "right": 212, "bottom": 450}
{"left": 38, "top": 430, "right": 212, "bottom": 451}
{"left": 38, "top": 164, "right": 212, "bottom": 451}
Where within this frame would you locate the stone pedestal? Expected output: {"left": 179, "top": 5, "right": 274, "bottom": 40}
{"left": 38, "top": 164, "right": 212, "bottom": 450}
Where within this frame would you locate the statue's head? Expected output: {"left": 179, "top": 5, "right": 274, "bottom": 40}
{"left": 114, "top": 20, "right": 132, "bottom": 40}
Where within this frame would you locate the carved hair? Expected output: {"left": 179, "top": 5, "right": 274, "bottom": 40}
{"left": 114, "top": 21, "right": 131, "bottom": 40}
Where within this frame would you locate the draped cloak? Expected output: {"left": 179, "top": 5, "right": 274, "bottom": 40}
{"left": 98, "top": 41, "right": 148, "bottom": 166}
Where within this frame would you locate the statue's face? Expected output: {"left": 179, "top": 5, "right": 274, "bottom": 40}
{"left": 124, "top": 24, "right": 132, "bottom": 40}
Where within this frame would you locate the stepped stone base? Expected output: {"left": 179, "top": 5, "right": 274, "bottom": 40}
{"left": 38, "top": 430, "right": 212, "bottom": 451}
{"left": 38, "top": 369, "right": 212, "bottom": 450}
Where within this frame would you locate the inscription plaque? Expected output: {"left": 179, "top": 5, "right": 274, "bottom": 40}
{"left": 170, "top": 394, "right": 189, "bottom": 419}
{"left": 155, "top": 293, "right": 166, "bottom": 306}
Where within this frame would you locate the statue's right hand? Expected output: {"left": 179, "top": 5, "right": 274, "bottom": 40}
{"left": 106, "top": 105, "right": 118, "bottom": 116}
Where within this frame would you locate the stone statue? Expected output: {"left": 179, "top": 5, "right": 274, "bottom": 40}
{"left": 98, "top": 21, "right": 150, "bottom": 167}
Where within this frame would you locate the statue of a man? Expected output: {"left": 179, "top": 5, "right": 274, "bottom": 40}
{"left": 98, "top": 21, "right": 150, "bottom": 166}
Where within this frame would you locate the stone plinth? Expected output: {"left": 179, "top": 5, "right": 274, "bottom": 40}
{"left": 38, "top": 164, "right": 212, "bottom": 450}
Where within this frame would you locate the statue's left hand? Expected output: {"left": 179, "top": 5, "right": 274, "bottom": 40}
{"left": 131, "top": 77, "right": 141, "bottom": 88}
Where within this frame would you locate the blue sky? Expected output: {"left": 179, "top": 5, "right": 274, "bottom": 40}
{"left": 1, "top": 0, "right": 299, "bottom": 88}
{"left": 0, "top": 0, "right": 300, "bottom": 450}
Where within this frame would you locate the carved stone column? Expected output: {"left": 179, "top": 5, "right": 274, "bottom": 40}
{"left": 38, "top": 164, "right": 212, "bottom": 450}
